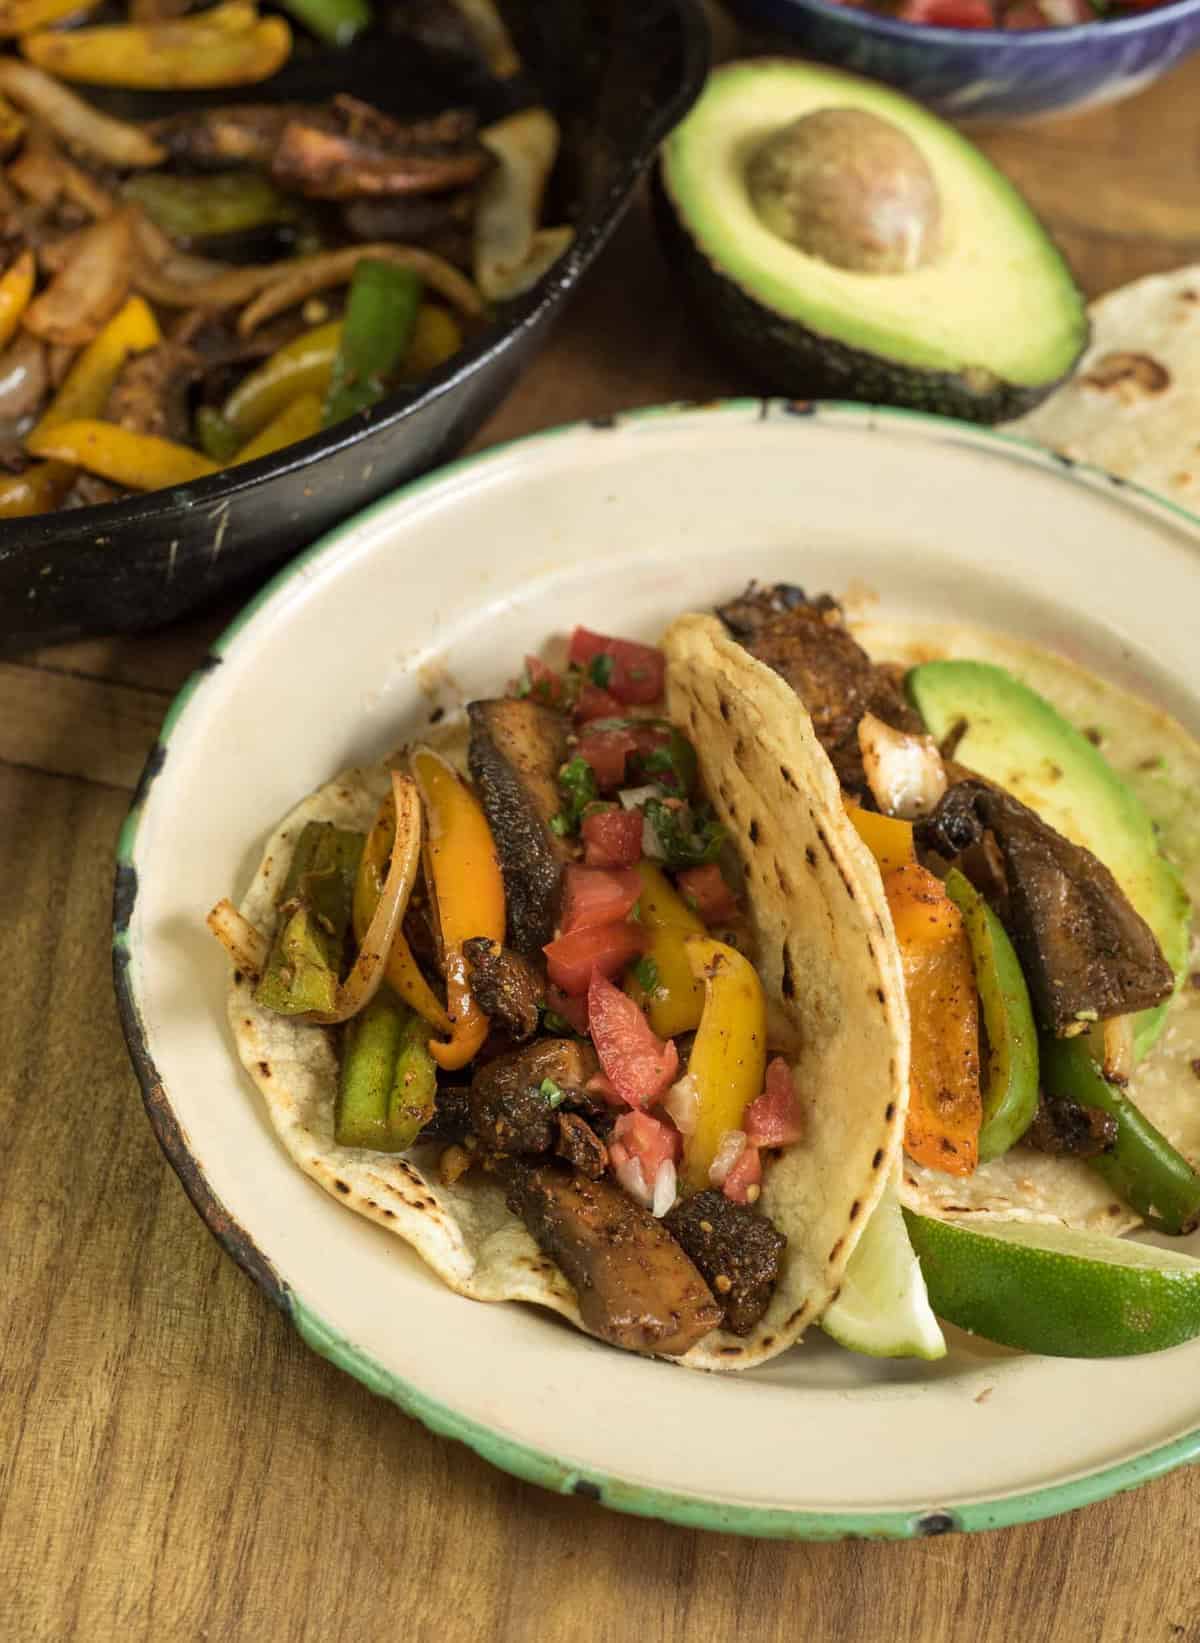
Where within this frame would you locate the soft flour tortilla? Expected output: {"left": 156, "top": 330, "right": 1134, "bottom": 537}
{"left": 853, "top": 617, "right": 1200, "bottom": 1236}
{"left": 1006, "top": 264, "right": 1200, "bottom": 511}
{"left": 227, "top": 616, "right": 911, "bottom": 1370}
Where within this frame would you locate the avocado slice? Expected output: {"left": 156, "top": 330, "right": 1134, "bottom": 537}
{"left": 657, "top": 61, "right": 1087, "bottom": 425}
{"left": 908, "top": 660, "right": 1190, "bottom": 1058}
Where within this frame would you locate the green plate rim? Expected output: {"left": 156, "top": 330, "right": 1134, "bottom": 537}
{"left": 112, "top": 397, "right": 1200, "bottom": 1541}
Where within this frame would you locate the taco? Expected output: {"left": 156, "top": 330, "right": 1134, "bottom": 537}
{"left": 208, "top": 615, "right": 910, "bottom": 1368}
{"left": 712, "top": 584, "right": 1200, "bottom": 1248}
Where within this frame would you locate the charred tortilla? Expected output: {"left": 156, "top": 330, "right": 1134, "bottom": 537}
{"left": 225, "top": 618, "right": 910, "bottom": 1370}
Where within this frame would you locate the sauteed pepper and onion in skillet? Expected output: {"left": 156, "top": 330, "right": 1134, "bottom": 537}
{"left": 209, "top": 583, "right": 1200, "bottom": 1365}
{"left": 0, "top": 0, "right": 571, "bottom": 514}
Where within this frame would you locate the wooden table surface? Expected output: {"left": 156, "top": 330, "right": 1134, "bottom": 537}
{"left": 5, "top": 39, "right": 1200, "bottom": 1643}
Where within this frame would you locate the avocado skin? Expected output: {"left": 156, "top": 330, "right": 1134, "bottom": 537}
{"left": 652, "top": 169, "right": 1086, "bottom": 427}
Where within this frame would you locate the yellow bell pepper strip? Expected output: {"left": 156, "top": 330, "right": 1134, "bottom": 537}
{"left": 680, "top": 936, "right": 768, "bottom": 1193}
{"left": 403, "top": 303, "right": 462, "bottom": 377}
{"left": 0, "top": 248, "right": 34, "bottom": 352}
{"left": 31, "top": 294, "right": 160, "bottom": 439}
{"left": 230, "top": 391, "right": 321, "bottom": 465}
{"left": 623, "top": 861, "right": 706, "bottom": 1039}
{"left": 0, "top": 0, "right": 101, "bottom": 33}
{"left": 25, "top": 420, "right": 217, "bottom": 489}
{"left": 22, "top": 4, "right": 292, "bottom": 90}
{"left": 0, "top": 460, "right": 71, "bottom": 517}
{"left": 844, "top": 802, "right": 915, "bottom": 876}
{"left": 883, "top": 862, "right": 982, "bottom": 1177}
{"left": 411, "top": 745, "right": 506, "bottom": 1070}
{"left": 221, "top": 318, "right": 341, "bottom": 440}
{"left": 352, "top": 782, "right": 452, "bottom": 1035}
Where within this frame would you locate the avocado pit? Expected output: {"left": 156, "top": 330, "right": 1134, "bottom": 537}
{"left": 745, "top": 107, "right": 941, "bottom": 276}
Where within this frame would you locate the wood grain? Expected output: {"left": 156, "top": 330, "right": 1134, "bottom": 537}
{"left": 5, "top": 44, "right": 1200, "bottom": 1643}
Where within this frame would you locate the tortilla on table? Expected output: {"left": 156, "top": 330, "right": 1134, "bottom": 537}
{"left": 1006, "top": 264, "right": 1200, "bottom": 511}
{"left": 226, "top": 615, "right": 910, "bottom": 1370}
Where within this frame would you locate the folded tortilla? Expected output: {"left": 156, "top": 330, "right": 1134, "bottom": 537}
{"left": 852, "top": 618, "right": 1200, "bottom": 1236}
{"left": 226, "top": 615, "right": 911, "bottom": 1369}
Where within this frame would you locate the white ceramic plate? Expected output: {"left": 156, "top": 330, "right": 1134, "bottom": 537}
{"left": 115, "top": 401, "right": 1200, "bottom": 1540}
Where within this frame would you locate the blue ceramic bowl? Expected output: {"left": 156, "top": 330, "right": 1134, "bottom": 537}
{"left": 733, "top": 0, "right": 1200, "bottom": 119}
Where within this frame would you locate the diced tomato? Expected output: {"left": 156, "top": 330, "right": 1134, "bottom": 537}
{"left": 676, "top": 863, "right": 738, "bottom": 925}
{"left": 586, "top": 971, "right": 679, "bottom": 1108}
{"left": 546, "top": 982, "right": 589, "bottom": 1034}
{"left": 744, "top": 1056, "right": 805, "bottom": 1148}
{"left": 582, "top": 808, "right": 643, "bottom": 869}
{"left": 522, "top": 654, "right": 564, "bottom": 705}
{"left": 568, "top": 628, "right": 666, "bottom": 707}
{"left": 544, "top": 922, "right": 646, "bottom": 996}
{"left": 576, "top": 727, "right": 638, "bottom": 791}
{"left": 611, "top": 1110, "right": 681, "bottom": 1189}
{"left": 560, "top": 864, "right": 642, "bottom": 934}
{"left": 898, "top": 0, "right": 993, "bottom": 24}
{"left": 575, "top": 681, "right": 624, "bottom": 723}
{"left": 723, "top": 1143, "right": 763, "bottom": 1205}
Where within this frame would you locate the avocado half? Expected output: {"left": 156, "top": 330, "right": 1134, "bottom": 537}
{"left": 657, "top": 62, "right": 1088, "bottom": 425}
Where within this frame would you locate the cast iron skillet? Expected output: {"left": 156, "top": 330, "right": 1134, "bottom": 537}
{"left": 0, "top": 0, "right": 709, "bottom": 652}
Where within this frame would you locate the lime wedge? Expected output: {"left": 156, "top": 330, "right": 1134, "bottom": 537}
{"left": 822, "top": 1183, "right": 947, "bottom": 1359}
{"left": 905, "top": 1210, "right": 1200, "bottom": 1357}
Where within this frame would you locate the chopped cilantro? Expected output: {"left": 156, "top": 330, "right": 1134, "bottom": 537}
{"left": 588, "top": 653, "right": 614, "bottom": 689}
{"left": 540, "top": 1077, "right": 566, "bottom": 1108}
{"left": 640, "top": 728, "right": 697, "bottom": 795}
{"left": 644, "top": 798, "right": 726, "bottom": 869}
{"left": 632, "top": 956, "right": 660, "bottom": 995}
{"left": 554, "top": 755, "right": 598, "bottom": 835}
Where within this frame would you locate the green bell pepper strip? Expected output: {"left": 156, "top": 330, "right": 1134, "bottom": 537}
{"left": 334, "top": 991, "right": 437, "bottom": 1151}
{"left": 388, "top": 1005, "right": 438, "bottom": 1148}
{"left": 943, "top": 868, "right": 1038, "bottom": 1163}
{"left": 322, "top": 260, "right": 423, "bottom": 428}
{"left": 194, "top": 405, "right": 240, "bottom": 463}
{"left": 1040, "top": 1034, "right": 1200, "bottom": 1235}
{"left": 274, "top": 0, "right": 370, "bottom": 47}
{"left": 254, "top": 822, "right": 364, "bottom": 1016}
{"left": 124, "top": 171, "right": 297, "bottom": 242}
{"left": 335, "top": 991, "right": 405, "bottom": 1149}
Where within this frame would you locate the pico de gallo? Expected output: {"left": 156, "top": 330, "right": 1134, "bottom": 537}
{"left": 839, "top": 0, "right": 1163, "bottom": 30}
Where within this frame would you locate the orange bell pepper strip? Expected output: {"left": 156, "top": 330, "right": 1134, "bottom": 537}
{"left": 25, "top": 420, "right": 217, "bottom": 488}
{"left": 411, "top": 746, "right": 506, "bottom": 1070}
{"left": 883, "top": 862, "right": 982, "bottom": 1176}
{"left": 31, "top": 294, "right": 160, "bottom": 439}
{"left": 845, "top": 802, "right": 916, "bottom": 876}
{"left": 352, "top": 782, "right": 452, "bottom": 1036}
{"left": 0, "top": 247, "right": 33, "bottom": 351}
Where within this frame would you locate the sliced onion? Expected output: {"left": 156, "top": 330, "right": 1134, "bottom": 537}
{"left": 309, "top": 770, "right": 421, "bottom": 1024}
{"left": 24, "top": 208, "right": 133, "bottom": 346}
{"left": 708, "top": 1128, "right": 747, "bottom": 1188}
{"left": 0, "top": 59, "right": 164, "bottom": 168}
{"left": 857, "top": 711, "right": 948, "bottom": 820}
{"left": 613, "top": 1152, "right": 652, "bottom": 1209}
{"left": 663, "top": 1073, "right": 700, "bottom": 1138}
{"left": 206, "top": 897, "right": 268, "bottom": 976}
{"left": 474, "top": 108, "right": 571, "bottom": 300}
{"left": 236, "top": 244, "right": 482, "bottom": 335}
{"left": 651, "top": 1158, "right": 677, "bottom": 1219}
{"left": 1089, "top": 1014, "right": 1134, "bottom": 1085}
{"left": 0, "top": 330, "right": 46, "bottom": 420}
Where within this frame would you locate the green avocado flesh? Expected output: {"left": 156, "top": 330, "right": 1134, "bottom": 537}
{"left": 908, "top": 660, "right": 1190, "bottom": 1058}
{"left": 659, "top": 62, "right": 1087, "bottom": 420}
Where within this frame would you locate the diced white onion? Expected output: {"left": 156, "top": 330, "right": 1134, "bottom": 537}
{"left": 641, "top": 815, "right": 666, "bottom": 860}
{"left": 618, "top": 785, "right": 661, "bottom": 810}
{"left": 614, "top": 1154, "right": 652, "bottom": 1208}
{"left": 663, "top": 1074, "right": 700, "bottom": 1137}
{"left": 857, "top": 711, "right": 947, "bottom": 820}
{"left": 651, "top": 1159, "right": 677, "bottom": 1219}
{"left": 708, "top": 1129, "right": 747, "bottom": 1188}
